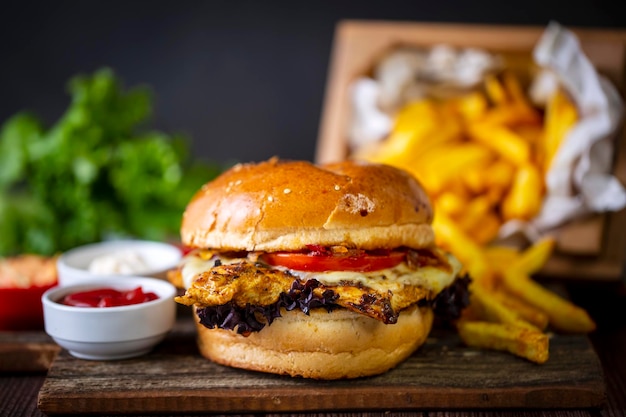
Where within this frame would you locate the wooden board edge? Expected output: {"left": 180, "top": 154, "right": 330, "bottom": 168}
{"left": 0, "top": 343, "right": 59, "bottom": 373}
{"left": 37, "top": 383, "right": 606, "bottom": 415}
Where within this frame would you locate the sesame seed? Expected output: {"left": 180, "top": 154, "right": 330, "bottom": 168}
{"left": 268, "top": 195, "right": 274, "bottom": 202}
{"left": 334, "top": 185, "right": 341, "bottom": 191}
{"left": 283, "top": 188, "right": 292, "bottom": 194}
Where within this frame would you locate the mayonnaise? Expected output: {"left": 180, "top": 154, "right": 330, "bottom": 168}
{"left": 88, "top": 250, "right": 152, "bottom": 275}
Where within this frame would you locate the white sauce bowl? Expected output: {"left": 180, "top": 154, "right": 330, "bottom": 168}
{"left": 42, "top": 276, "right": 177, "bottom": 360}
{"left": 57, "top": 240, "right": 182, "bottom": 286}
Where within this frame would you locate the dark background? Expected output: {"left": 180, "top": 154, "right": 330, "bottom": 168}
{"left": 1, "top": 0, "right": 625, "bottom": 166}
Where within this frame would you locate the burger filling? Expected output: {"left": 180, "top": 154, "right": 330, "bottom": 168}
{"left": 174, "top": 246, "right": 469, "bottom": 336}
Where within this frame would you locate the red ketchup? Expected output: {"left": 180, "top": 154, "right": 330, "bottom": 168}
{"left": 61, "top": 287, "right": 158, "bottom": 308}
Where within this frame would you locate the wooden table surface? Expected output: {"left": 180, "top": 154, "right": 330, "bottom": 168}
{"left": 1, "top": 280, "right": 625, "bottom": 417}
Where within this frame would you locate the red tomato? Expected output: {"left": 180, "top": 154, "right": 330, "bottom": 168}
{"left": 168, "top": 241, "right": 192, "bottom": 256}
{"left": 262, "top": 249, "right": 406, "bottom": 272}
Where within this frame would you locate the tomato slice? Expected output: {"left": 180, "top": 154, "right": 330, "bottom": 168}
{"left": 262, "top": 249, "right": 406, "bottom": 272}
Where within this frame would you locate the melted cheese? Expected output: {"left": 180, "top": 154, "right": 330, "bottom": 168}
{"left": 288, "top": 253, "right": 461, "bottom": 296}
{"left": 181, "top": 253, "right": 244, "bottom": 289}
{"left": 180, "top": 251, "right": 461, "bottom": 297}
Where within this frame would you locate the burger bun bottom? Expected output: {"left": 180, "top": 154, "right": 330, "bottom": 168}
{"left": 193, "top": 305, "right": 433, "bottom": 379}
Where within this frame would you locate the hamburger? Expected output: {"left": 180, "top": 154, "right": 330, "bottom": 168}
{"left": 173, "top": 157, "right": 469, "bottom": 379}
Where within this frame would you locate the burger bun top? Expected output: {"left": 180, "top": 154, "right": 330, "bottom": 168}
{"left": 181, "top": 158, "right": 434, "bottom": 252}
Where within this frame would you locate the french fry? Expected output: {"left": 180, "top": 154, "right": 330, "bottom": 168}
{"left": 483, "top": 245, "right": 520, "bottom": 271}
{"left": 502, "top": 269, "right": 596, "bottom": 333}
{"left": 501, "top": 71, "right": 528, "bottom": 106}
{"left": 512, "top": 124, "right": 544, "bottom": 150}
{"left": 494, "top": 290, "right": 550, "bottom": 330}
{"left": 483, "top": 245, "right": 519, "bottom": 285}
{"left": 458, "top": 196, "right": 493, "bottom": 231}
{"left": 478, "top": 103, "right": 542, "bottom": 127}
{"left": 484, "top": 186, "right": 507, "bottom": 207}
{"left": 435, "top": 192, "right": 467, "bottom": 218}
{"left": 415, "top": 143, "right": 493, "bottom": 194}
{"left": 456, "top": 197, "right": 500, "bottom": 245}
{"left": 364, "top": 100, "right": 453, "bottom": 169}
{"left": 470, "top": 286, "right": 539, "bottom": 331}
{"left": 484, "top": 159, "right": 515, "bottom": 190}
{"left": 467, "top": 123, "right": 531, "bottom": 167}
{"left": 432, "top": 212, "right": 493, "bottom": 288}
{"left": 502, "top": 73, "right": 543, "bottom": 123}
{"left": 501, "top": 163, "right": 543, "bottom": 221}
{"left": 393, "top": 100, "right": 463, "bottom": 147}
{"left": 480, "top": 72, "right": 543, "bottom": 127}
{"left": 457, "top": 320, "right": 549, "bottom": 364}
{"left": 366, "top": 130, "right": 436, "bottom": 171}
{"left": 452, "top": 91, "right": 488, "bottom": 121}
{"left": 541, "top": 88, "right": 578, "bottom": 173}
{"left": 393, "top": 100, "right": 437, "bottom": 135}
{"left": 462, "top": 166, "right": 489, "bottom": 194}
{"left": 465, "top": 212, "right": 500, "bottom": 245}
{"left": 484, "top": 74, "right": 508, "bottom": 105}
{"left": 513, "top": 237, "right": 556, "bottom": 275}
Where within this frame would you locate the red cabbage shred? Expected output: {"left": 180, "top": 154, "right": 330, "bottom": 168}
{"left": 197, "top": 275, "right": 470, "bottom": 336}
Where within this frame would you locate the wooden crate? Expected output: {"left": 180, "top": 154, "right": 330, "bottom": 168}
{"left": 316, "top": 20, "right": 626, "bottom": 281}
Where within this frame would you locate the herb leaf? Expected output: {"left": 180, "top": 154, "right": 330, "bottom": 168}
{"left": 0, "top": 68, "right": 221, "bottom": 256}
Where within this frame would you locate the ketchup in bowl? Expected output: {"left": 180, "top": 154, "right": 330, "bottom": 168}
{"left": 61, "top": 287, "right": 158, "bottom": 308}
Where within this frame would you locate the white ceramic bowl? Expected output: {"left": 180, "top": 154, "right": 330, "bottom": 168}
{"left": 42, "top": 277, "right": 177, "bottom": 360}
{"left": 57, "top": 240, "right": 182, "bottom": 286}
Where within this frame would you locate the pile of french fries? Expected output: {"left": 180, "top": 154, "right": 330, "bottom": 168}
{"left": 358, "top": 71, "right": 596, "bottom": 363}
{"left": 451, "top": 235, "right": 595, "bottom": 363}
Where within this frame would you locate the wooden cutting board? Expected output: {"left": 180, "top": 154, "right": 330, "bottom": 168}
{"left": 0, "top": 331, "right": 59, "bottom": 372}
{"left": 37, "top": 317, "right": 605, "bottom": 414}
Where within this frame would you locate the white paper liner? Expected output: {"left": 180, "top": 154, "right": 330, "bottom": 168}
{"left": 504, "top": 21, "right": 625, "bottom": 238}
